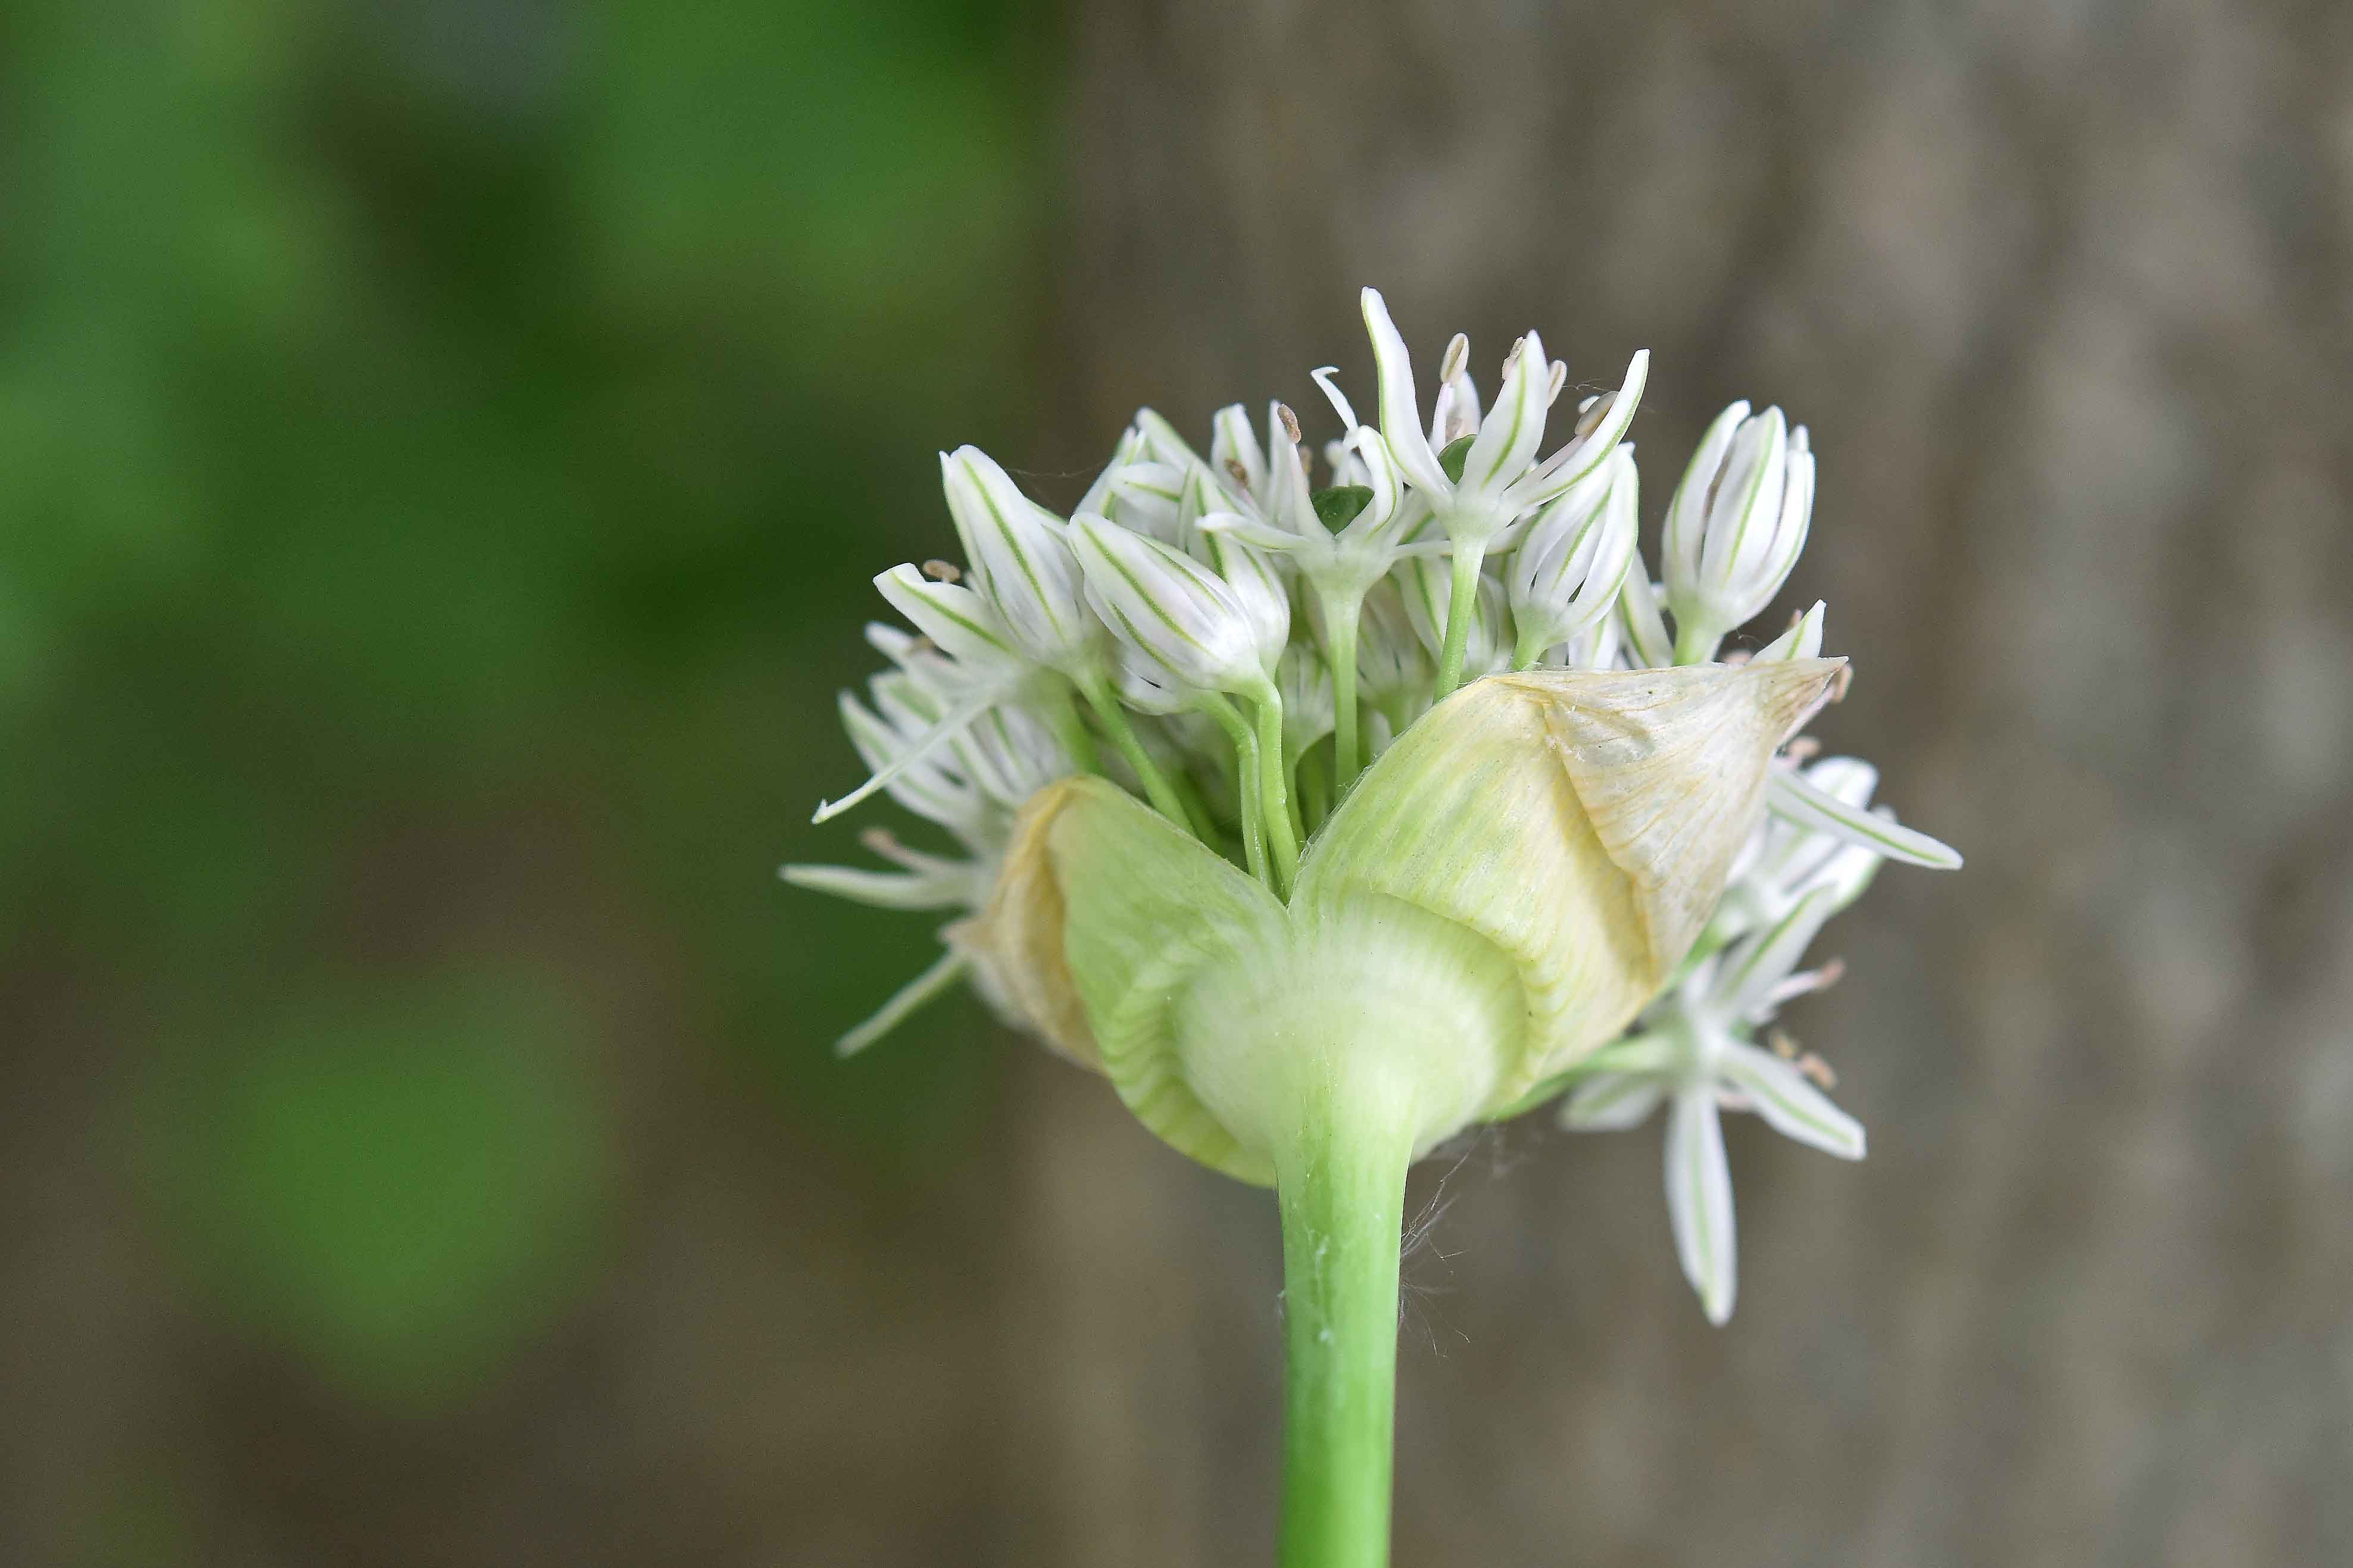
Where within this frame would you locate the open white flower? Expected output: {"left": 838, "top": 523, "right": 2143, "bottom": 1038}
{"left": 1562, "top": 872, "right": 1867, "bottom": 1325}
{"left": 1360, "top": 286, "right": 1647, "bottom": 692}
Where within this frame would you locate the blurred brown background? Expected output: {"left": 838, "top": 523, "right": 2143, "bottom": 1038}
{"left": 5, "top": 0, "right": 2350, "bottom": 1564}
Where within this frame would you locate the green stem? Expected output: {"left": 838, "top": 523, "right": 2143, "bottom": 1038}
{"left": 1168, "top": 766, "right": 1223, "bottom": 847}
{"left": 1044, "top": 680, "right": 1103, "bottom": 776}
{"left": 1434, "top": 543, "right": 1486, "bottom": 697}
{"left": 1297, "top": 742, "right": 1332, "bottom": 833}
{"left": 1275, "top": 1087, "right": 1412, "bottom": 1568}
{"left": 1672, "top": 620, "right": 1721, "bottom": 666}
{"left": 1078, "top": 674, "right": 1189, "bottom": 827}
{"left": 1318, "top": 586, "right": 1365, "bottom": 789}
{"left": 1252, "top": 683, "right": 1300, "bottom": 896}
{"left": 1200, "top": 694, "right": 1269, "bottom": 887}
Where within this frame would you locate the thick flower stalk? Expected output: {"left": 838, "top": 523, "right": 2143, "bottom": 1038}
{"left": 786, "top": 288, "right": 1959, "bottom": 1568}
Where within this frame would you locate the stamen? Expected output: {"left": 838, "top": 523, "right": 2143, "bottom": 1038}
{"left": 1770, "top": 1028, "right": 1800, "bottom": 1061}
{"left": 922, "top": 559, "right": 962, "bottom": 583}
{"left": 1225, "top": 458, "right": 1253, "bottom": 491}
{"left": 1575, "top": 389, "right": 1616, "bottom": 440}
{"left": 1783, "top": 736, "right": 1822, "bottom": 763}
{"left": 1546, "top": 361, "right": 1568, "bottom": 408}
{"left": 1277, "top": 403, "right": 1303, "bottom": 446}
{"left": 1797, "top": 1052, "right": 1838, "bottom": 1090}
{"left": 1440, "top": 333, "right": 1469, "bottom": 386}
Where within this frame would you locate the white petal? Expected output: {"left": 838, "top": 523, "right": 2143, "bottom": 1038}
{"left": 1132, "top": 407, "right": 1207, "bottom": 470}
{"left": 1340, "top": 429, "right": 1405, "bottom": 542}
{"left": 1616, "top": 554, "right": 1675, "bottom": 670}
{"left": 1309, "top": 366, "right": 1361, "bottom": 433}
{"left": 1197, "top": 512, "right": 1310, "bottom": 553}
{"left": 1211, "top": 404, "right": 1267, "bottom": 498}
{"left": 1753, "top": 600, "right": 1826, "bottom": 662}
{"left": 1711, "top": 883, "right": 1842, "bottom": 1021}
{"left": 1700, "top": 407, "right": 1788, "bottom": 594}
{"left": 816, "top": 677, "right": 1011, "bottom": 826}
{"left": 1204, "top": 524, "right": 1291, "bottom": 673}
{"left": 1500, "top": 349, "right": 1649, "bottom": 512}
{"left": 1665, "top": 1088, "right": 1738, "bottom": 1325}
{"left": 1072, "top": 514, "right": 1262, "bottom": 694}
{"left": 1661, "top": 401, "right": 1749, "bottom": 603}
{"left": 1359, "top": 287, "right": 1449, "bottom": 494}
{"left": 835, "top": 948, "right": 971, "bottom": 1057}
{"left": 873, "top": 564, "right": 1019, "bottom": 670}
{"left": 1093, "top": 460, "right": 1183, "bottom": 545}
{"left": 781, "top": 861, "right": 978, "bottom": 911}
{"left": 1767, "top": 767, "right": 1962, "bottom": 869}
{"left": 1076, "top": 424, "right": 1147, "bottom": 519}
{"left": 1561, "top": 1072, "right": 1667, "bottom": 1131}
{"left": 1460, "top": 329, "right": 1552, "bottom": 503}
{"left": 1718, "top": 1041, "right": 1867, "bottom": 1159}
{"left": 941, "top": 447, "right": 1094, "bottom": 666}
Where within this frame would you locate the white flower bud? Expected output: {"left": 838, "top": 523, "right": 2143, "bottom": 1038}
{"left": 1506, "top": 445, "right": 1638, "bottom": 667}
{"left": 1660, "top": 406, "right": 1814, "bottom": 661}
{"left": 940, "top": 445, "right": 1103, "bottom": 673}
{"left": 1072, "top": 514, "right": 1268, "bottom": 696}
{"left": 1200, "top": 510, "right": 1291, "bottom": 676}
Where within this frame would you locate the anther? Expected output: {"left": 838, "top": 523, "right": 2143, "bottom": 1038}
{"left": 1575, "top": 389, "right": 1618, "bottom": 441}
{"left": 922, "top": 560, "right": 962, "bottom": 583}
{"left": 1440, "top": 333, "right": 1469, "bottom": 385}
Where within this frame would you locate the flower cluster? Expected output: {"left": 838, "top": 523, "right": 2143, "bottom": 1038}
{"left": 787, "top": 288, "right": 1957, "bottom": 1322}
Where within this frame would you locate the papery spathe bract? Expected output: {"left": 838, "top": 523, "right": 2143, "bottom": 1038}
{"left": 965, "top": 658, "right": 1843, "bottom": 1177}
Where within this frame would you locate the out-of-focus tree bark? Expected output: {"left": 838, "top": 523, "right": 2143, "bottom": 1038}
{"left": 1015, "top": 1, "right": 2353, "bottom": 1561}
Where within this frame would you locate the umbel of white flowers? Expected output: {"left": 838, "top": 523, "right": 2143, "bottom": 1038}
{"left": 786, "top": 287, "right": 1958, "bottom": 1329}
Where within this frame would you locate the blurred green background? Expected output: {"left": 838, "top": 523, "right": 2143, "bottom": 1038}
{"left": 7, "top": 1, "right": 2351, "bottom": 1564}
{"left": 4, "top": 1, "right": 1054, "bottom": 1559}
